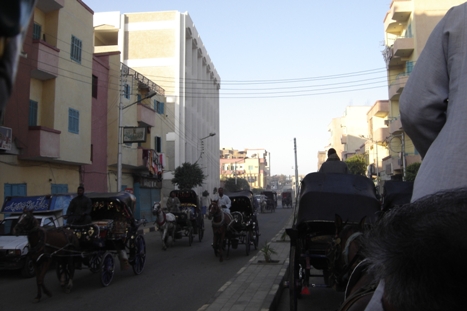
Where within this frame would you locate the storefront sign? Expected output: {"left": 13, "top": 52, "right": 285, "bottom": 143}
{"left": 0, "top": 126, "right": 12, "bottom": 151}
{"left": 123, "top": 127, "right": 146, "bottom": 143}
{"left": 139, "top": 177, "right": 162, "bottom": 189}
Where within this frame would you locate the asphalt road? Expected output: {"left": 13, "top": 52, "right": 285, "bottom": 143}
{"left": 0, "top": 205, "right": 293, "bottom": 311}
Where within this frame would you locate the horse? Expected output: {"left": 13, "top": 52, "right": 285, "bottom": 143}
{"left": 208, "top": 200, "right": 233, "bottom": 262}
{"left": 327, "top": 214, "right": 367, "bottom": 292}
{"left": 152, "top": 202, "right": 176, "bottom": 250}
{"left": 13, "top": 209, "right": 79, "bottom": 302}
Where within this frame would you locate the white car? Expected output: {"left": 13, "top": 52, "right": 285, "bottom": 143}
{"left": 0, "top": 213, "right": 60, "bottom": 277}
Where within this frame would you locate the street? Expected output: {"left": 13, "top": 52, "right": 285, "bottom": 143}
{"left": 0, "top": 206, "right": 293, "bottom": 311}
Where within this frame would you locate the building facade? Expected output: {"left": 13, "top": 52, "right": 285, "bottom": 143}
{"left": 382, "top": 0, "right": 465, "bottom": 177}
{"left": 0, "top": 0, "right": 95, "bottom": 203}
{"left": 220, "top": 148, "right": 268, "bottom": 189}
{"left": 93, "top": 11, "right": 221, "bottom": 200}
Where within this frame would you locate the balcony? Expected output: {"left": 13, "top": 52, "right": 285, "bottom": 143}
{"left": 389, "top": 73, "right": 409, "bottom": 100}
{"left": 341, "top": 135, "right": 347, "bottom": 145}
{"left": 373, "top": 127, "right": 389, "bottom": 144}
{"left": 30, "top": 40, "right": 59, "bottom": 80}
{"left": 388, "top": 0, "right": 411, "bottom": 22}
{"left": 393, "top": 37, "right": 414, "bottom": 58}
{"left": 384, "top": 0, "right": 411, "bottom": 35}
{"left": 137, "top": 103, "right": 156, "bottom": 127}
{"left": 19, "top": 126, "right": 60, "bottom": 159}
{"left": 389, "top": 117, "right": 403, "bottom": 135}
{"left": 36, "top": 0, "right": 64, "bottom": 13}
{"left": 368, "top": 100, "right": 389, "bottom": 118}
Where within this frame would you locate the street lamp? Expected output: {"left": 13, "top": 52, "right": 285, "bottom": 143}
{"left": 195, "top": 133, "right": 216, "bottom": 164}
{"left": 117, "top": 90, "right": 158, "bottom": 191}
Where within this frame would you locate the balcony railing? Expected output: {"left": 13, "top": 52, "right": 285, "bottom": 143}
{"left": 137, "top": 103, "right": 156, "bottom": 127}
{"left": 393, "top": 37, "right": 414, "bottom": 58}
{"left": 30, "top": 40, "right": 59, "bottom": 80}
{"left": 19, "top": 126, "right": 61, "bottom": 159}
{"left": 36, "top": 0, "right": 64, "bottom": 13}
{"left": 389, "top": 73, "right": 409, "bottom": 100}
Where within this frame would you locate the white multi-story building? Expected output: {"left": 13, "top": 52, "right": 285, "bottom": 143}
{"left": 93, "top": 10, "right": 221, "bottom": 198}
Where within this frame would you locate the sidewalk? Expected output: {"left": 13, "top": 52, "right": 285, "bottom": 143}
{"left": 197, "top": 214, "right": 294, "bottom": 311}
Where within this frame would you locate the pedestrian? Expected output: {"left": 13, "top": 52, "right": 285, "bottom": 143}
{"left": 66, "top": 186, "right": 92, "bottom": 225}
{"left": 399, "top": 3, "right": 467, "bottom": 202}
{"left": 318, "top": 148, "right": 349, "bottom": 174}
{"left": 217, "top": 187, "right": 231, "bottom": 214}
{"left": 201, "top": 190, "right": 210, "bottom": 218}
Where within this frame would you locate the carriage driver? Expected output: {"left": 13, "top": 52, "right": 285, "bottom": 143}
{"left": 218, "top": 187, "right": 231, "bottom": 214}
{"left": 166, "top": 192, "right": 181, "bottom": 213}
{"left": 66, "top": 186, "right": 92, "bottom": 225}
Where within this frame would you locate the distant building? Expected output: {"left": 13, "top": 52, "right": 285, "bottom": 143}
{"left": 220, "top": 148, "right": 268, "bottom": 189}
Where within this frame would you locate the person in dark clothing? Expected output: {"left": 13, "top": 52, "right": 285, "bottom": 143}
{"left": 319, "top": 148, "right": 349, "bottom": 174}
{"left": 66, "top": 186, "right": 92, "bottom": 225}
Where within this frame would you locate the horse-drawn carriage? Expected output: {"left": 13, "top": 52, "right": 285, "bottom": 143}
{"left": 169, "top": 189, "right": 204, "bottom": 245}
{"left": 381, "top": 180, "right": 414, "bottom": 212}
{"left": 63, "top": 192, "right": 147, "bottom": 286}
{"left": 286, "top": 173, "right": 380, "bottom": 311}
{"left": 261, "top": 190, "right": 277, "bottom": 213}
{"left": 13, "top": 192, "right": 147, "bottom": 301}
{"left": 209, "top": 191, "right": 260, "bottom": 261}
{"left": 281, "top": 191, "right": 293, "bottom": 208}
{"left": 228, "top": 191, "right": 260, "bottom": 255}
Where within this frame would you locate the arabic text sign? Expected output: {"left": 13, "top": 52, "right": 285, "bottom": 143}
{"left": 2, "top": 196, "right": 52, "bottom": 213}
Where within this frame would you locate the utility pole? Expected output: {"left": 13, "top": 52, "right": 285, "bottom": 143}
{"left": 294, "top": 138, "right": 299, "bottom": 199}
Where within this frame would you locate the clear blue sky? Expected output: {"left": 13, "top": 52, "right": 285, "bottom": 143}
{"left": 84, "top": 0, "right": 392, "bottom": 176}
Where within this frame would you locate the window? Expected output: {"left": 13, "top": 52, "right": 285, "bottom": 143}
{"left": 154, "top": 100, "right": 165, "bottom": 114}
{"left": 124, "top": 84, "right": 130, "bottom": 99}
{"left": 92, "top": 75, "right": 98, "bottom": 98}
{"left": 33, "top": 23, "right": 41, "bottom": 40}
{"left": 68, "top": 108, "right": 79, "bottom": 134}
{"left": 29, "top": 100, "right": 38, "bottom": 126}
{"left": 51, "top": 184, "right": 68, "bottom": 194}
{"left": 70, "top": 35, "right": 82, "bottom": 63}
{"left": 155, "top": 136, "right": 162, "bottom": 153}
{"left": 4, "top": 183, "right": 27, "bottom": 197}
{"left": 137, "top": 94, "right": 141, "bottom": 102}
{"left": 406, "top": 61, "right": 414, "bottom": 74}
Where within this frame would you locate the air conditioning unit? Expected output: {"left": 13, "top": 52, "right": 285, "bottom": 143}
{"left": 385, "top": 163, "right": 393, "bottom": 175}
{"left": 384, "top": 120, "right": 390, "bottom": 126}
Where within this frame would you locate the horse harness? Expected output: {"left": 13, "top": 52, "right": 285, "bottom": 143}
{"left": 329, "top": 231, "right": 365, "bottom": 288}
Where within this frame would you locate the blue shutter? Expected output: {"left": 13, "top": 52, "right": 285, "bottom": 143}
{"left": 29, "top": 100, "right": 38, "bottom": 126}
{"left": 160, "top": 102, "right": 165, "bottom": 114}
{"left": 5, "top": 183, "right": 27, "bottom": 196}
{"left": 68, "top": 108, "right": 79, "bottom": 134}
{"left": 51, "top": 184, "right": 68, "bottom": 194}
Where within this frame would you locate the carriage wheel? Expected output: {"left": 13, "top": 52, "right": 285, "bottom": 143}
{"left": 245, "top": 232, "right": 251, "bottom": 256}
{"left": 188, "top": 227, "right": 194, "bottom": 246}
{"left": 100, "top": 252, "right": 115, "bottom": 287}
{"left": 89, "top": 253, "right": 103, "bottom": 273}
{"left": 131, "top": 235, "right": 146, "bottom": 275}
{"left": 198, "top": 219, "right": 205, "bottom": 242}
{"left": 289, "top": 246, "right": 301, "bottom": 311}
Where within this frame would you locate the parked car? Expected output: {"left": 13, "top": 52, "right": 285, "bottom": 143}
{"left": 0, "top": 212, "right": 61, "bottom": 277}
{"left": 0, "top": 194, "right": 74, "bottom": 277}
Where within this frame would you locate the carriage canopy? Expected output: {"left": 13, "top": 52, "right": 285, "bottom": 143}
{"left": 169, "top": 189, "right": 199, "bottom": 208}
{"left": 86, "top": 192, "right": 137, "bottom": 221}
{"left": 226, "top": 190, "right": 254, "bottom": 217}
{"left": 295, "top": 173, "right": 380, "bottom": 226}
{"left": 382, "top": 180, "right": 413, "bottom": 211}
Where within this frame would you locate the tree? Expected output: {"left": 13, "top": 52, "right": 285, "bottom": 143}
{"left": 171, "top": 162, "right": 205, "bottom": 189}
{"left": 405, "top": 162, "right": 421, "bottom": 182}
{"left": 345, "top": 154, "right": 367, "bottom": 175}
{"left": 223, "top": 177, "right": 250, "bottom": 192}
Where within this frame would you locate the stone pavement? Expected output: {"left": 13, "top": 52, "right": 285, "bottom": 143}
{"left": 196, "top": 214, "right": 294, "bottom": 311}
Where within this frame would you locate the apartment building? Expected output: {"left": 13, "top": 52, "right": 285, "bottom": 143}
{"left": 220, "top": 148, "right": 268, "bottom": 189}
{"left": 383, "top": 0, "right": 465, "bottom": 177}
{"left": 0, "top": 0, "right": 95, "bottom": 202}
{"left": 93, "top": 11, "right": 221, "bottom": 199}
{"left": 325, "top": 106, "right": 370, "bottom": 162}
